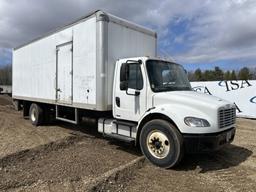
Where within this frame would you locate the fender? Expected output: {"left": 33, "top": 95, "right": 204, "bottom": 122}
{"left": 135, "top": 104, "right": 217, "bottom": 145}
{"left": 138, "top": 105, "right": 181, "bottom": 129}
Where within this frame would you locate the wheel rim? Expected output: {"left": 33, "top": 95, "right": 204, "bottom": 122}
{"left": 147, "top": 130, "right": 170, "bottom": 159}
{"left": 31, "top": 108, "right": 36, "bottom": 122}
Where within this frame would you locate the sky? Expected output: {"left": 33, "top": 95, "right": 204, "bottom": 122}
{"left": 0, "top": 0, "right": 256, "bottom": 71}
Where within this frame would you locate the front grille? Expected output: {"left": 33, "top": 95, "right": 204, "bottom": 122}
{"left": 218, "top": 107, "right": 236, "bottom": 128}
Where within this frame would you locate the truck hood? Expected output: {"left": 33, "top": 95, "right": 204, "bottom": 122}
{"left": 152, "top": 91, "right": 233, "bottom": 110}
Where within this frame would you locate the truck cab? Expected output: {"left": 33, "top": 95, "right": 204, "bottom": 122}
{"left": 99, "top": 56, "right": 236, "bottom": 168}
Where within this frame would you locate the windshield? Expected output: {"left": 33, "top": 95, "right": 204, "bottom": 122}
{"left": 146, "top": 60, "right": 191, "bottom": 92}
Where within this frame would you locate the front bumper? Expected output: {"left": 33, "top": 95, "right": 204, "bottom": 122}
{"left": 183, "top": 127, "right": 236, "bottom": 153}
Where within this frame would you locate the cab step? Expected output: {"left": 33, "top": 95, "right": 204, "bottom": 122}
{"left": 104, "top": 133, "right": 135, "bottom": 143}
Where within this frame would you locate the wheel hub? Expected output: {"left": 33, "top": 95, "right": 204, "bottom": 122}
{"left": 147, "top": 130, "right": 170, "bottom": 159}
{"left": 155, "top": 141, "right": 161, "bottom": 149}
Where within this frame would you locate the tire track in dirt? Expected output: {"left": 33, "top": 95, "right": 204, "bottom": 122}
{"left": 200, "top": 160, "right": 256, "bottom": 192}
{"left": 0, "top": 135, "right": 140, "bottom": 191}
{"left": 122, "top": 150, "right": 256, "bottom": 192}
{"left": 0, "top": 105, "right": 72, "bottom": 159}
{"left": 191, "top": 119, "right": 256, "bottom": 192}
{"left": 120, "top": 133, "right": 256, "bottom": 192}
{"left": 0, "top": 112, "right": 6, "bottom": 130}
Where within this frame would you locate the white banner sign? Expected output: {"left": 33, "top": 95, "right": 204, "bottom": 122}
{"left": 191, "top": 80, "right": 256, "bottom": 118}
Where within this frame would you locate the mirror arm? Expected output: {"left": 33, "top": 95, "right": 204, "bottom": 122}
{"left": 135, "top": 90, "right": 140, "bottom": 96}
{"left": 125, "top": 89, "right": 140, "bottom": 96}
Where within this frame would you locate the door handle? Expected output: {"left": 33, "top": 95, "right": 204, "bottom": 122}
{"left": 116, "top": 97, "right": 120, "bottom": 107}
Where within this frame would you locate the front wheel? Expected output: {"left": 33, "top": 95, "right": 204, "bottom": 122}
{"left": 140, "top": 119, "right": 183, "bottom": 168}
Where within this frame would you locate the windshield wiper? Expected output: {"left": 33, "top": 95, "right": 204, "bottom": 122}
{"left": 154, "top": 86, "right": 191, "bottom": 92}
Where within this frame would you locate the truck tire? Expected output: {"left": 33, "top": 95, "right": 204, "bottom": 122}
{"left": 29, "top": 103, "right": 43, "bottom": 126}
{"left": 139, "top": 119, "right": 183, "bottom": 168}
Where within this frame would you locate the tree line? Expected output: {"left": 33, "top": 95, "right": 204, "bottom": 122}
{"left": 0, "top": 64, "right": 255, "bottom": 84}
{"left": 188, "top": 67, "right": 256, "bottom": 81}
{"left": 0, "top": 65, "right": 12, "bottom": 85}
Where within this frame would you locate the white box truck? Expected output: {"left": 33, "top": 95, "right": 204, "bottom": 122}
{"left": 13, "top": 10, "right": 236, "bottom": 168}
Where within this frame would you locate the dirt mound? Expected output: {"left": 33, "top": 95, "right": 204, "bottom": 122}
{"left": 0, "top": 104, "right": 141, "bottom": 191}
{"left": 0, "top": 135, "right": 139, "bottom": 191}
{"left": 0, "top": 95, "right": 12, "bottom": 106}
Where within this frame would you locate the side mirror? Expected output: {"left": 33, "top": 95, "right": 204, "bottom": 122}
{"left": 120, "top": 81, "right": 128, "bottom": 91}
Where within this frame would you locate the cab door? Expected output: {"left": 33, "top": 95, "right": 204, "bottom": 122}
{"left": 113, "top": 61, "right": 147, "bottom": 122}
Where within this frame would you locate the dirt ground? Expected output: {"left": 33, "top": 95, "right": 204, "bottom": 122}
{"left": 121, "top": 119, "right": 256, "bottom": 192}
{"left": 0, "top": 94, "right": 12, "bottom": 106}
{"left": 0, "top": 95, "right": 71, "bottom": 159}
{"left": 0, "top": 95, "right": 140, "bottom": 191}
{"left": 0, "top": 94, "right": 256, "bottom": 192}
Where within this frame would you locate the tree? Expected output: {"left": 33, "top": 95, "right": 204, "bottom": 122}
{"left": 230, "top": 70, "right": 237, "bottom": 80}
{"left": 224, "top": 70, "right": 231, "bottom": 80}
{"left": 0, "top": 65, "right": 12, "bottom": 85}
{"left": 194, "top": 68, "right": 203, "bottom": 81}
{"left": 252, "top": 67, "right": 256, "bottom": 80}
{"left": 203, "top": 70, "right": 215, "bottom": 81}
{"left": 238, "top": 67, "right": 251, "bottom": 80}
{"left": 187, "top": 71, "right": 195, "bottom": 81}
{"left": 214, "top": 66, "right": 224, "bottom": 80}
{"left": 187, "top": 66, "right": 256, "bottom": 81}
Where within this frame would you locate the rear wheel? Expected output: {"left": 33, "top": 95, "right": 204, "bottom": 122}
{"left": 140, "top": 119, "right": 183, "bottom": 168}
{"left": 29, "top": 103, "right": 43, "bottom": 126}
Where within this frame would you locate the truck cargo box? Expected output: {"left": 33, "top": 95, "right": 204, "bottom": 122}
{"left": 13, "top": 10, "right": 157, "bottom": 111}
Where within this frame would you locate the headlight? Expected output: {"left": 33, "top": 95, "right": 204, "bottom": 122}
{"left": 184, "top": 117, "right": 210, "bottom": 127}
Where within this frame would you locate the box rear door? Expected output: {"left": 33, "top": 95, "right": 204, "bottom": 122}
{"left": 56, "top": 42, "right": 73, "bottom": 104}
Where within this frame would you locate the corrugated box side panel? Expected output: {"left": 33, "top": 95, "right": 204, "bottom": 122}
{"left": 13, "top": 17, "right": 97, "bottom": 109}
{"left": 13, "top": 33, "right": 57, "bottom": 101}
{"left": 73, "top": 17, "right": 97, "bottom": 106}
{"left": 13, "top": 27, "right": 73, "bottom": 101}
{"left": 106, "top": 21, "right": 157, "bottom": 106}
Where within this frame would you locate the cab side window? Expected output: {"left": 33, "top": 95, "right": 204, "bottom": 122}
{"left": 120, "top": 64, "right": 143, "bottom": 90}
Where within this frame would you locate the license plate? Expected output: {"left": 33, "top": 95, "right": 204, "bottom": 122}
{"left": 226, "top": 131, "right": 232, "bottom": 142}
